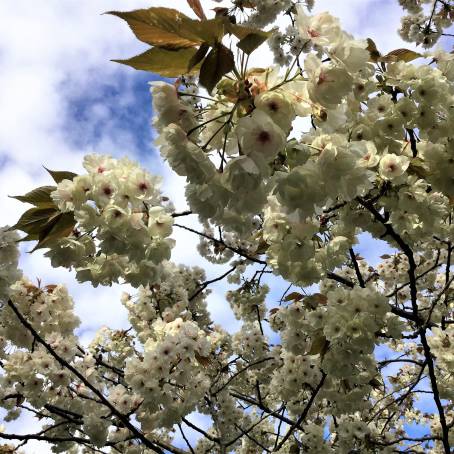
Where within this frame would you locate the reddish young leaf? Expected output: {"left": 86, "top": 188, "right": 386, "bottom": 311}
{"left": 187, "top": 0, "right": 207, "bottom": 20}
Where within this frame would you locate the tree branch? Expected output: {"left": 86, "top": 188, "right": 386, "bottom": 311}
{"left": 7, "top": 299, "right": 164, "bottom": 454}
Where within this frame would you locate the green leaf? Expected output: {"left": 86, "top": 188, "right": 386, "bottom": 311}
{"left": 113, "top": 47, "right": 202, "bottom": 77}
{"left": 11, "top": 207, "right": 59, "bottom": 235}
{"left": 31, "top": 212, "right": 76, "bottom": 251}
{"left": 107, "top": 8, "right": 225, "bottom": 49}
{"left": 10, "top": 186, "right": 56, "bottom": 207}
{"left": 187, "top": 43, "right": 210, "bottom": 72}
{"left": 45, "top": 168, "right": 77, "bottom": 184}
{"left": 199, "top": 44, "right": 235, "bottom": 94}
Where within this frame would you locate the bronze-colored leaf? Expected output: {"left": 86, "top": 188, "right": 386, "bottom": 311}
{"left": 366, "top": 38, "right": 381, "bottom": 62}
{"left": 213, "top": 7, "right": 230, "bottom": 18}
{"left": 45, "top": 168, "right": 77, "bottom": 184}
{"left": 195, "top": 351, "right": 211, "bottom": 367}
{"left": 408, "top": 157, "right": 428, "bottom": 178}
{"left": 11, "top": 207, "right": 59, "bottom": 235}
{"left": 304, "top": 293, "right": 328, "bottom": 309}
{"left": 284, "top": 292, "right": 303, "bottom": 302}
{"left": 237, "top": 32, "right": 270, "bottom": 54}
{"left": 308, "top": 332, "right": 330, "bottom": 357}
{"left": 188, "top": 43, "right": 210, "bottom": 72}
{"left": 369, "top": 377, "right": 382, "bottom": 390}
{"left": 187, "top": 0, "right": 207, "bottom": 20}
{"left": 379, "top": 48, "right": 422, "bottom": 63}
{"left": 113, "top": 47, "right": 202, "bottom": 77}
{"left": 31, "top": 212, "right": 76, "bottom": 252}
{"left": 255, "top": 239, "right": 269, "bottom": 255}
{"left": 10, "top": 186, "right": 56, "bottom": 208}
{"left": 107, "top": 8, "right": 225, "bottom": 49}
{"left": 107, "top": 8, "right": 201, "bottom": 49}
{"left": 44, "top": 284, "right": 58, "bottom": 293}
{"left": 17, "top": 233, "right": 40, "bottom": 243}
{"left": 227, "top": 22, "right": 270, "bottom": 40}
{"left": 199, "top": 44, "right": 235, "bottom": 94}
{"left": 341, "top": 378, "right": 352, "bottom": 392}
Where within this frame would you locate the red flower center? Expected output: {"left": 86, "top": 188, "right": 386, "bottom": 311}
{"left": 258, "top": 130, "right": 271, "bottom": 144}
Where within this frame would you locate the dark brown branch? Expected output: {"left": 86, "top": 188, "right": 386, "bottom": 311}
{"left": 386, "top": 249, "right": 441, "bottom": 298}
{"left": 357, "top": 198, "right": 451, "bottom": 453}
{"left": 275, "top": 372, "right": 326, "bottom": 450}
{"left": 406, "top": 129, "right": 418, "bottom": 158}
{"left": 178, "top": 424, "right": 195, "bottom": 454}
{"left": 171, "top": 210, "right": 193, "bottom": 218}
{"left": 225, "top": 406, "right": 284, "bottom": 448}
{"left": 233, "top": 423, "right": 271, "bottom": 452}
{"left": 230, "top": 391, "right": 303, "bottom": 431}
{"left": 7, "top": 299, "right": 164, "bottom": 454}
{"left": 211, "top": 357, "right": 274, "bottom": 395}
{"left": 326, "top": 271, "right": 354, "bottom": 288}
{"left": 174, "top": 223, "right": 267, "bottom": 265}
{"left": 0, "top": 432, "right": 89, "bottom": 444}
{"left": 189, "top": 266, "right": 238, "bottom": 301}
{"left": 182, "top": 416, "right": 220, "bottom": 443}
{"left": 349, "top": 247, "right": 365, "bottom": 287}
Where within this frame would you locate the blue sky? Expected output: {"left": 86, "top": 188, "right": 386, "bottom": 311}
{"left": 0, "top": 0, "right": 442, "bottom": 451}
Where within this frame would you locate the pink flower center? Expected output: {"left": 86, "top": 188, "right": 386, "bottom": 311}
{"left": 308, "top": 28, "right": 320, "bottom": 38}
{"left": 268, "top": 101, "right": 279, "bottom": 112}
{"left": 258, "top": 130, "right": 271, "bottom": 144}
{"left": 317, "top": 71, "right": 328, "bottom": 86}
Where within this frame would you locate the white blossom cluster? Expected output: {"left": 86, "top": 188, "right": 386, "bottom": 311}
{"left": 0, "top": 227, "right": 21, "bottom": 302}
{"left": 398, "top": 0, "right": 453, "bottom": 47}
{"left": 125, "top": 317, "right": 213, "bottom": 430}
{"left": 48, "top": 154, "right": 174, "bottom": 287}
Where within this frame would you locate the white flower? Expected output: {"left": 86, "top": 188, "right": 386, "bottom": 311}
{"left": 90, "top": 174, "right": 118, "bottom": 207}
{"left": 379, "top": 153, "right": 410, "bottom": 180}
{"left": 222, "top": 156, "right": 262, "bottom": 192}
{"left": 296, "top": 7, "right": 342, "bottom": 47}
{"left": 125, "top": 169, "right": 160, "bottom": 201}
{"left": 160, "top": 124, "right": 217, "bottom": 184}
{"left": 0, "top": 227, "right": 21, "bottom": 302}
{"left": 331, "top": 37, "right": 370, "bottom": 73}
{"left": 148, "top": 206, "right": 173, "bottom": 238}
{"left": 51, "top": 179, "right": 76, "bottom": 212}
{"left": 150, "top": 81, "right": 195, "bottom": 133}
{"left": 236, "top": 109, "right": 286, "bottom": 163}
{"left": 254, "top": 90, "right": 295, "bottom": 132}
{"left": 305, "top": 54, "right": 353, "bottom": 108}
{"left": 352, "top": 141, "right": 380, "bottom": 168}
{"left": 83, "top": 154, "right": 115, "bottom": 174}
